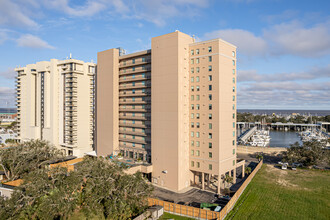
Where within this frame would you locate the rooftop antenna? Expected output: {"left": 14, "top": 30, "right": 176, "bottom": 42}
{"left": 192, "top": 34, "right": 196, "bottom": 43}
{"left": 70, "top": 53, "right": 72, "bottom": 59}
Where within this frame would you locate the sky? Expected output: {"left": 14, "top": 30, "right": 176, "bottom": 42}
{"left": 0, "top": 0, "right": 329, "bottom": 110}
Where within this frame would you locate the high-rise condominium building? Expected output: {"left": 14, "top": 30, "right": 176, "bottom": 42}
{"left": 97, "top": 31, "right": 239, "bottom": 193}
{"left": 15, "top": 58, "right": 96, "bottom": 157}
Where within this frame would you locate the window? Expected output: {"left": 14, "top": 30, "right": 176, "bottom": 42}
{"left": 191, "top": 161, "right": 194, "bottom": 167}
{"left": 132, "top": 97, "right": 135, "bottom": 102}
{"left": 123, "top": 61, "right": 126, "bottom": 66}
{"left": 209, "top": 123, "right": 212, "bottom": 129}
{"left": 233, "top": 86, "right": 235, "bottom": 92}
{"left": 208, "top": 65, "right": 212, "bottom": 71}
{"left": 132, "top": 74, "right": 135, "bottom": 79}
{"left": 196, "top": 150, "right": 200, "bottom": 156}
{"left": 233, "top": 149, "right": 235, "bottom": 155}
{"left": 209, "top": 85, "right": 212, "bottom": 91}
{"left": 132, "top": 89, "right": 135, "bottom": 94}
{"left": 196, "top": 86, "right": 200, "bottom": 91}
{"left": 191, "top": 68, "right": 194, "bottom": 73}
{"left": 191, "top": 50, "right": 194, "bottom": 55}
{"left": 132, "top": 67, "right": 135, "bottom": 71}
{"left": 233, "top": 104, "right": 235, "bottom": 110}
{"left": 232, "top": 51, "right": 235, "bottom": 57}
{"left": 233, "top": 122, "right": 235, "bottom": 128}
{"left": 132, "top": 135, "right": 135, "bottom": 139}
{"left": 196, "top": 132, "right": 200, "bottom": 138}
{"left": 209, "top": 114, "right": 212, "bottom": 119}
{"left": 142, "top": 57, "right": 146, "bottom": 62}
{"left": 142, "top": 105, "right": 145, "bottom": 109}
{"left": 196, "top": 58, "right": 200, "bottom": 64}
{"left": 233, "top": 69, "right": 235, "bottom": 75}
{"left": 191, "top": 77, "right": 194, "bottom": 82}
{"left": 196, "top": 67, "right": 200, "bottom": 73}
{"left": 233, "top": 113, "right": 235, "bottom": 119}
{"left": 209, "top": 94, "right": 212, "bottom": 101}
{"left": 196, "top": 141, "right": 200, "bottom": 147}
{"left": 209, "top": 133, "right": 212, "bottom": 139}
{"left": 233, "top": 60, "right": 235, "bottom": 66}
{"left": 196, "top": 113, "right": 200, "bottom": 119}
{"left": 191, "top": 131, "right": 194, "bottom": 137}
{"left": 132, "top": 120, "right": 135, "bottom": 124}
{"left": 132, "top": 82, "right": 135, "bottom": 86}
{"left": 196, "top": 122, "right": 200, "bottom": 128}
{"left": 196, "top": 95, "right": 200, "bottom": 101}
{"left": 209, "top": 104, "right": 212, "bottom": 110}
{"left": 209, "top": 56, "right": 212, "bottom": 62}
{"left": 233, "top": 131, "right": 235, "bottom": 137}
{"left": 132, "top": 113, "right": 135, "bottom": 117}
{"left": 191, "top": 95, "right": 194, "bottom": 101}
{"left": 208, "top": 46, "right": 212, "bottom": 52}
{"left": 233, "top": 78, "right": 235, "bottom": 83}
{"left": 191, "top": 113, "right": 194, "bottom": 119}
{"left": 191, "top": 104, "right": 194, "bottom": 110}
{"left": 191, "top": 140, "right": 194, "bottom": 146}
{"left": 191, "top": 150, "right": 194, "bottom": 156}
{"left": 191, "top": 59, "right": 194, "bottom": 64}
{"left": 208, "top": 75, "right": 212, "bottom": 81}
{"left": 133, "top": 143, "right": 136, "bottom": 147}
{"left": 209, "top": 143, "right": 212, "bottom": 148}
{"left": 197, "top": 162, "right": 200, "bottom": 168}
{"left": 196, "top": 76, "right": 200, "bottom": 82}
{"left": 233, "top": 140, "right": 235, "bottom": 146}
{"left": 196, "top": 49, "right": 200, "bottom": 54}
{"left": 132, "top": 59, "right": 135, "bottom": 64}
{"left": 233, "top": 96, "right": 235, "bottom": 101}
{"left": 196, "top": 104, "right": 200, "bottom": 110}
{"left": 209, "top": 152, "right": 212, "bottom": 158}
{"left": 191, "top": 86, "right": 194, "bottom": 91}
{"left": 191, "top": 122, "right": 194, "bottom": 128}
{"left": 233, "top": 160, "right": 235, "bottom": 165}
{"left": 132, "top": 105, "right": 135, "bottom": 109}
{"left": 209, "top": 164, "right": 212, "bottom": 170}
{"left": 123, "top": 134, "right": 126, "bottom": 138}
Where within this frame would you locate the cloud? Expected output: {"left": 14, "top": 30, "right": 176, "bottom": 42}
{"left": 204, "top": 29, "right": 267, "bottom": 56}
{"left": 0, "top": 87, "right": 15, "bottom": 108}
{"left": 0, "top": 68, "right": 15, "bottom": 79}
{"left": 0, "top": 0, "right": 38, "bottom": 28}
{"left": 16, "top": 34, "right": 55, "bottom": 49}
{"left": 205, "top": 20, "right": 330, "bottom": 57}
{"left": 238, "top": 65, "right": 330, "bottom": 82}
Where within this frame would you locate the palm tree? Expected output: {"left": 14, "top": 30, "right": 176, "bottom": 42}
{"left": 224, "top": 174, "right": 233, "bottom": 188}
{"left": 245, "top": 167, "right": 252, "bottom": 176}
{"left": 256, "top": 154, "right": 263, "bottom": 162}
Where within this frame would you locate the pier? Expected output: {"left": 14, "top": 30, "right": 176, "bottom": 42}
{"left": 236, "top": 122, "right": 330, "bottom": 132}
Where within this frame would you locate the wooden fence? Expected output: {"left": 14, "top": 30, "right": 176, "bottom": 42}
{"left": 148, "top": 160, "right": 263, "bottom": 219}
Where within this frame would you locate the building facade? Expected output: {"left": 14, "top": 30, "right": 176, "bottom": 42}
{"left": 15, "top": 59, "right": 95, "bottom": 157}
{"left": 97, "top": 31, "right": 237, "bottom": 193}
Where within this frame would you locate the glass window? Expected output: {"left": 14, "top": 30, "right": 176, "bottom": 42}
{"left": 132, "top": 120, "right": 135, "bottom": 124}
{"left": 196, "top": 76, "right": 200, "bottom": 82}
{"left": 209, "top": 114, "right": 212, "bottom": 119}
{"left": 233, "top": 140, "right": 235, "bottom": 146}
{"left": 191, "top": 131, "right": 194, "bottom": 137}
{"left": 233, "top": 78, "right": 235, "bottom": 83}
{"left": 209, "top": 133, "right": 212, "bottom": 139}
{"left": 233, "top": 131, "right": 235, "bottom": 137}
{"left": 133, "top": 143, "right": 136, "bottom": 147}
{"left": 123, "top": 134, "right": 126, "bottom": 138}
{"left": 233, "top": 149, "right": 235, "bottom": 154}
{"left": 196, "top": 58, "right": 200, "bottom": 64}
{"left": 233, "top": 160, "right": 235, "bottom": 165}
{"left": 191, "top": 150, "right": 194, "bottom": 156}
{"left": 142, "top": 57, "right": 146, "bottom": 62}
{"left": 196, "top": 150, "right": 200, "bottom": 156}
{"left": 209, "top": 143, "right": 212, "bottom": 148}
{"left": 233, "top": 69, "right": 235, "bottom": 75}
{"left": 191, "top": 113, "right": 194, "bottom": 119}
{"left": 233, "top": 122, "right": 235, "bottom": 128}
{"left": 191, "top": 140, "right": 194, "bottom": 146}
{"left": 208, "top": 65, "right": 212, "bottom": 71}
{"left": 191, "top": 50, "right": 194, "bottom": 55}
{"left": 191, "top": 59, "right": 194, "bottom": 64}
{"left": 132, "top": 74, "right": 135, "bottom": 79}
{"left": 191, "top": 161, "right": 194, "bottom": 167}
{"left": 191, "top": 68, "right": 194, "bottom": 73}
{"left": 132, "top": 89, "right": 135, "bottom": 94}
{"left": 191, "top": 77, "right": 194, "bottom": 82}
{"left": 233, "top": 96, "right": 235, "bottom": 101}
{"left": 196, "top": 141, "right": 200, "bottom": 147}
{"left": 196, "top": 132, "right": 200, "bottom": 138}
{"left": 232, "top": 51, "right": 235, "bottom": 57}
{"left": 142, "top": 105, "right": 145, "bottom": 109}
{"left": 196, "top": 95, "right": 200, "bottom": 100}
{"left": 209, "top": 152, "right": 212, "bottom": 158}
{"left": 196, "top": 104, "right": 200, "bottom": 110}
{"left": 132, "top": 67, "right": 135, "bottom": 71}
{"left": 196, "top": 67, "right": 200, "bottom": 73}
{"left": 132, "top": 97, "right": 135, "bottom": 102}
{"left": 196, "top": 86, "right": 200, "bottom": 91}
{"left": 208, "top": 75, "right": 212, "bottom": 81}
{"left": 233, "top": 60, "right": 235, "bottom": 66}
{"left": 196, "top": 113, "right": 200, "bottom": 119}
{"left": 197, "top": 162, "right": 200, "bottom": 168}
{"left": 191, "top": 86, "right": 194, "bottom": 91}
{"left": 132, "top": 82, "right": 135, "bottom": 86}
{"left": 209, "top": 164, "right": 212, "bottom": 170}
{"left": 196, "top": 49, "right": 200, "bottom": 54}
{"left": 209, "top": 94, "right": 212, "bottom": 101}
{"left": 209, "top": 123, "right": 212, "bottom": 129}
{"left": 209, "top": 85, "right": 212, "bottom": 91}
{"left": 209, "top": 104, "right": 212, "bottom": 110}
{"left": 191, "top": 104, "right": 194, "bottom": 110}
{"left": 132, "top": 135, "right": 135, "bottom": 139}
{"left": 191, "top": 122, "right": 194, "bottom": 128}
{"left": 132, "top": 59, "right": 135, "bottom": 64}
{"left": 209, "top": 56, "right": 212, "bottom": 62}
{"left": 208, "top": 46, "right": 212, "bottom": 52}
{"left": 233, "top": 104, "right": 235, "bottom": 110}
{"left": 191, "top": 95, "right": 194, "bottom": 101}
{"left": 233, "top": 113, "right": 235, "bottom": 119}
{"left": 233, "top": 87, "right": 235, "bottom": 92}
{"left": 196, "top": 122, "right": 200, "bottom": 128}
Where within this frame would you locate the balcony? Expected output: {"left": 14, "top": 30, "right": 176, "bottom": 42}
{"left": 119, "top": 115, "right": 150, "bottom": 121}
{"left": 119, "top": 67, "right": 151, "bottom": 76}
{"left": 119, "top": 84, "right": 151, "bottom": 90}
{"left": 66, "top": 107, "right": 77, "bottom": 112}
{"left": 119, "top": 130, "right": 148, "bottom": 136}
{"left": 119, "top": 123, "right": 149, "bottom": 128}
{"left": 119, "top": 108, "right": 149, "bottom": 112}
{"left": 119, "top": 92, "right": 150, "bottom": 97}
{"left": 65, "top": 78, "right": 77, "bottom": 83}
{"left": 119, "top": 59, "right": 151, "bottom": 68}
{"left": 118, "top": 137, "right": 149, "bottom": 145}
{"left": 66, "top": 88, "right": 77, "bottom": 93}
{"left": 119, "top": 100, "right": 150, "bottom": 105}
{"left": 119, "top": 76, "right": 151, "bottom": 83}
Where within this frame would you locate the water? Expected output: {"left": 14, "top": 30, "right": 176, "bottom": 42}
{"left": 269, "top": 131, "right": 302, "bottom": 148}
{"left": 238, "top": 109, "right": 330, "bottom": 116}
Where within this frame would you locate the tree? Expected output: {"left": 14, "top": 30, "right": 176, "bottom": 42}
{"left": 245, "top": 167, "right": 252, "bottom": 176}
{"left": 0, "top": 140, "right": 64, "bottom": 181}
{"left": 256, "top": 154, "right": 263, "bottom": 162}
{"left": 4, "top": 139, "right": 15, "bottom": 144}
{"left": 224, "top": 174, "right": 233, "bottom": 188}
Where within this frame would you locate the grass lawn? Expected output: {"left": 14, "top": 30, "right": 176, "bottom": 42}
{"left": 226, "top": 164, "right": 330, "bottom": 220}
{"left": 159, "top": 212, "right": 195, "bottom": 220}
